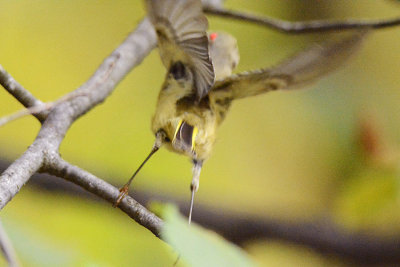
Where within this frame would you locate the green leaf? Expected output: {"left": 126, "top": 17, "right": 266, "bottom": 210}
{"left": 155, "top": 203, "right": 255, "bottom": 267}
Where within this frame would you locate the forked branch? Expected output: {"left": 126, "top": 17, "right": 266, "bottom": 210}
{"left": 0, "top": 18, "right": 157, "bottom": 213}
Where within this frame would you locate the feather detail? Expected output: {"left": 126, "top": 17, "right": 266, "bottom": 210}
{"left": 146, "top": 0, "right": 215, "bottom": 100}
{"left": 212, "top": 30, "right": 368, "bottom": 100}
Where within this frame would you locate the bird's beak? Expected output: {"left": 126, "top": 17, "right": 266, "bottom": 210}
{"left": 113, "top": 130, "right": 165, "bottom": 207}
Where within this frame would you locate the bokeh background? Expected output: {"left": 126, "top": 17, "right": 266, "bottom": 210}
{"left": 1, "top": 0, "right": 400, "bottom": 266}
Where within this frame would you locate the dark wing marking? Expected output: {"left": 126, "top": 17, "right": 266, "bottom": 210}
{"left": 146, "top": 0, "right": 215, "bottom": 100}
{"left": 169, "top": 61, "right": 186, "bottom": 80}
{"left": 212, "top": 30, "right": 368, "bottom": 100}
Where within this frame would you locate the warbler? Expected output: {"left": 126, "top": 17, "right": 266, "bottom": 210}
{"left": 114, "top": 0, "right": 367, "bottom": 223}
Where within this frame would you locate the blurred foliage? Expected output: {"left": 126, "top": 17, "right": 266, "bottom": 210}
{"left": 154, "top": 203, "right": 254, "bottom": 267}
{"left": 2, "top": 189, "right": 174, "bottom": 266}
{"left": 1, "top": 0, "right": 400, "bottom": 266}
{"left": 246, "top": 241, "right": 344, "bottom": 267}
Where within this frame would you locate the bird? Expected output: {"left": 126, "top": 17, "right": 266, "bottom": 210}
{"left": 114, "top": 0, "right": 367, "bottom": 224}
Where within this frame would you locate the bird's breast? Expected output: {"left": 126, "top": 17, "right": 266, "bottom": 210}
{"left": 152, "top": 92, "right": 218, "bottom": 161}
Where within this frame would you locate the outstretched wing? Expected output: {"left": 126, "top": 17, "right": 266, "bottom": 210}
{"left": 212, "top": 30, "right": 368, "bottom": 100}
{"left": 146, "top": 0, "right": 215, "bottom": 100}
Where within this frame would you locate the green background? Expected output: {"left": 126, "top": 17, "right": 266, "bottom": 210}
{"left": 1, "top": 0, "right": 400, "bottom": 266}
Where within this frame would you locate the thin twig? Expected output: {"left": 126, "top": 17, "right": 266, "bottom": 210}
{"left": 204, "top": 6, "right": 400, "bottom": 33}
{"left": 0, "top": 220, "right": 19, "bottom": 267}
{"left": 0, "top": 102, "right": 55, "bottom": 128}
{"left": 0, "top": 44, "right": 119, "bottom": 128}
{"left": 0, "top": 92, "right": 88, "bottom": 128}
{"left": 0, "top": 65, "right": 47, "bottom": 122}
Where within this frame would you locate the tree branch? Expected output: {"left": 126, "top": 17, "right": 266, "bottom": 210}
{"left": 0, "top": 16, "right": 164, "bottom": 238}
{"left": 0, "top": 64, "right": 47, "bottom": 122}
{"left": 0, "top": 18, "right": 156, "bottom": 212}
{"left": 0, "top": 92, "right": 89, "bottom": 128}
{"left": 0, "top": 142, "right": 45, "bottom": 208}
{"left": 44, "top": 156, "right": 163, "bottom": 236}
{"left": 204, "top": 6, "right": 400, "bottom": 33}
{"left": 11, "top": 160, "right": 400, "bottom": 266}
